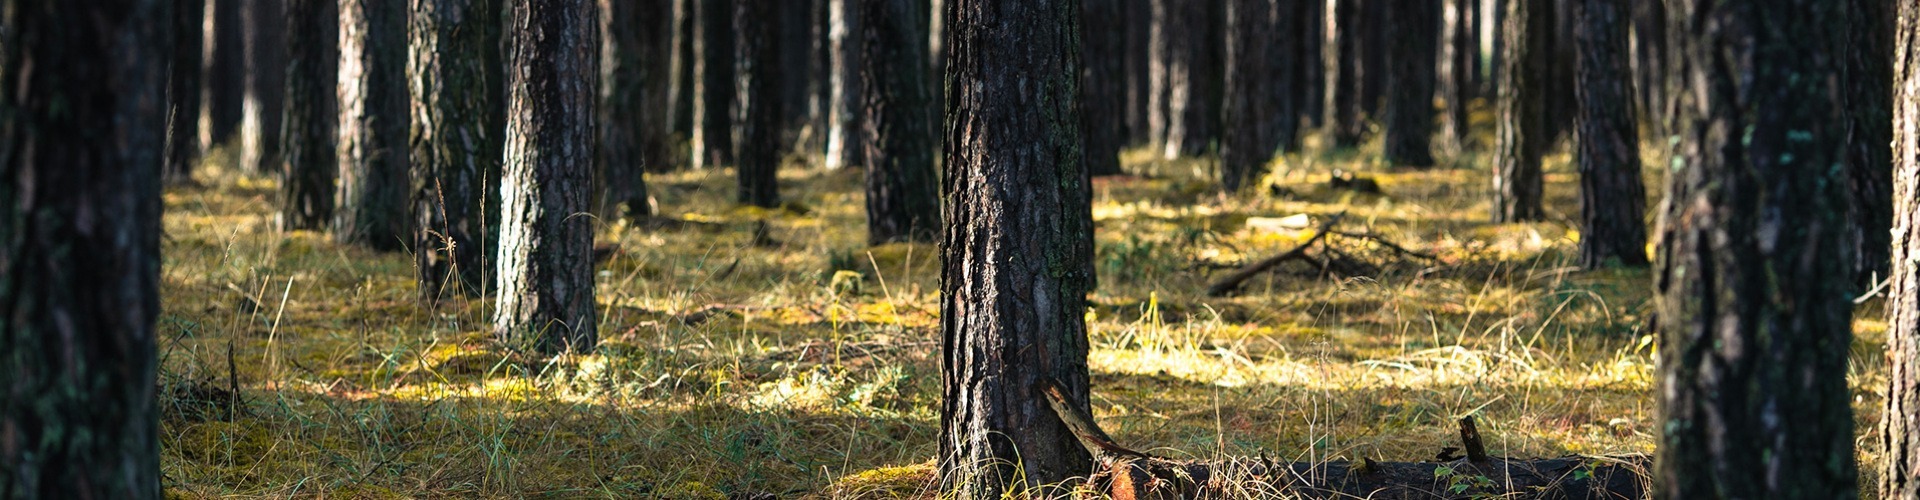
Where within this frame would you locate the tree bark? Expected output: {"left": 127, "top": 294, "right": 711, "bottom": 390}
{"left": 1296, "top": 0, "right": 1323, "bottom": 131}
{"left": 411, "top": 0, "right": 505, "bottom": 301}
{"left": 1570, "top": 0, "right": 1644, "bottom": 269}
{"left": 281, "top": 0, "right": 339, "bottom": 231}
{"left": 1652, "top": 1, "right": 1857, "bottom": 497}
{"left": 1382, "top": 0, "right": 1439, "bottom": 168}
{"left": 668, "top": 0, "right": 696, "bottom": 157}
{"left": 1846, "top": 0, "right": 1893, "bottom": 290}
{"left": 0, "top": 0, "right": 168, "bottom": 496}
{"left": 1083, "top": 0, "right": 1124, "bottom": 177}
{"left": 1147, "top": 0, "right": 1172, "bottom": 150}
{"left": 693, "top": 0, "right": 736, "bottom": 169}
{"left": 1358, "top": 0, "right": 1387, "bottom": 121}
{"left": 1628, "top": 0, "right": 1663, "bottom": 133}
{"left": 203, "top": 0, "right": 245, "bottom": 150}
{"left": 1161, "top": 0, "right": 1219, "bottom": 159}
{"left": 939, "top": 0, "right": 1096, "bottom": 495}
{"left": 1220, "top": 0, "right": 1274, "bottom": 192}
{"left": 497, "top": 0, "right": 600, "bottom": 354}
{"left": 336, "top": 0, "right": 412, "bottom": 251}
{"left": 734, "top": 0, "right": 782, "bottom": 208}
{"left": 1884, "top": 3, "right": 1920, "bottom": 497}
{"left": 825, "top": 0, "right": 864, "bottom": 170}
{"left": 1325, "top": 0, "right": 1365, "bottom": 148}
{"left": 241, "top": 0, "right": 287, "bottom": 174}
{"left": 1123, "top": 0, "right": 1150, "bottom": 145}
{"left": 597, "top": 0, "right": 669, "bottom": 220}
{"left": 168, "top": 0, "right": 206, "bottom": 184}
{"left": 1266, "top": 0, "right": 1300, "bottom": 154}
{"left": 1439, "top": 0, "right": 1474, "bottom": 156}
{"left": 860, "top": 0, "right": 939, "bottom": 244}
{"left": 1491, "top": 0, "right": 1546, "bottom": 222}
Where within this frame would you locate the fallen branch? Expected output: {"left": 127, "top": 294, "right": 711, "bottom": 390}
{"left": 1205, "top": 213, "right": 1345, "bottom": 297}
{"left": 1328, "top": 230, "right": 1439, "bottom": 261}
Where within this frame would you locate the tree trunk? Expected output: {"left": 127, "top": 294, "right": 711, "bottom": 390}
{"left": 241, "top": 0, "right": 287, "bottom": 174}
{"left": 735, "top": 0, "right": 781, "bottom": 207}
{"left": 336, "top": 0, "right": 412, "bottom": 251}
{"left": 939, "top": 0, "right": 1096, "bottom": 495}
{"left": 1220, "top": 0, "right": 1274, "bottom": 192}
{"left": 1147, "top": 0, "right": 1172, "bottom": 150}
{"left": 497, "top": 0, "right": 600, "bottom": 354}
{"left": 1123, "top": 0, "right": 1151, "bottom": 145}
{"left": 1382, "top": 0, "right": 1438, "bottom": 168}
{"left": 1083, "top": 0, "right": 1124, "bottom": 176}
{"left": 0, "top": 0, "right": 168, "bottom": 496}
{"left": 597, "top": 0, "right": 669, "bottom": 220}
{"left": 1884, "top": 3, "right": 1920, "bottom": 497}
{"left": 1570, "top": 0, "right": 1644, "bottom": 269}
{"left": 860, "top": 0, "right": 939, "bottom": 244}
{"left": 1846, "top": 0, "right": 1893, "bottom": 290}
{"left": 1325, "top": 0, "right": 1365, "bottom": 148}
{"left": 777, "top": 0, "right": 816, "bottom": 152}
{"left": 1488, "top": 0, "right": 1505, "bottom": 98}
{"left": 693, "top": 0, "right": 736, "bottom": 169}
{"left": 669, "top": 0, "right": 697, "bottom": 154}
{"left": 1266, "top": 0, "right": 1300, "bottom": 154}
{"left": 168, "top": 0, "right": 206, "bottom": 184}
{"left": 825, "top": 0, "right": 864, "bottom": 170}
{"left": 411, "top": 0, "right": 505, "bottom": 301}
{"left": 928, "top": 0, "right": 945, "bottom": 147}
{"left": 1490, "top": 0, "right": 1546, "bottom": 223}
{"left": 1161, "top": 0, "right": 1219, "bottom": 159}
{"left": 1628, "top": 0, "right": 1663, "bottom": 132}
{"left": 1296, "top": 0, "right": 1323, "bottom": 131}
{"left": 1653, "top": 1, "right": 1857, "bottom": 497}
{"left": 1358, "top": 0, "right": 1387, "bottom": 122}
{"left": 203, "top": 0, "right": 245, "bottom": 150}
{"left": 281, "top": 0, "right": 339, "bottom": 231}
{"left": 1439, "top": 0, "right": 1474, "bottom": 156}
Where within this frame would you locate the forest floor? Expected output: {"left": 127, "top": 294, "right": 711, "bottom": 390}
{"left": 157, "top": 132, "right": 1889, "bottom": 499}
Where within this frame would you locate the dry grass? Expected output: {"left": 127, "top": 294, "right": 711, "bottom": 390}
{"left": 157, "top": 134, "right": 1888, "bottom": 499}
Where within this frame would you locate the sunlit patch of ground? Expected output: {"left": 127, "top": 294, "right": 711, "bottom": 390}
{"left": 158, "top": 131, "right": 1888, "bottom": 498}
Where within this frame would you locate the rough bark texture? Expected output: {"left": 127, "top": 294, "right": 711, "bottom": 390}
{"left": 411, "top": 0, "right": 504, "bottom": 301}
{"left": 938, "top": 0, "right": 1096, "bottom": 495}
{"left": 203, "top": 0, "right": 244, "bottom": 149}
{"left": 825, "top": 0, "right": 864, "bottom": 170}
{"left": 1439, "top": 0, "right": 1474, "bottom": 156}
{"left": 0, "top": 0, "right": 168, "bottom": 496}
{"left": 496, "top": 0, "right": 600, "bottom": 354}
{"left": 1885, "top": 4, "right": 1920, "bottom": 496}
{"left": 1382, "top": 0, "right": 1438, "bottom": 168}
{"left": 281, "top": 0, "right": 338, "bottom": 231}
{"left": 241, "top": 0, "right": 287, "bottom": 174}
{"left": 1652, "top": 1, "right": 1857, "bottom": 498}
{"left": 860, "top": 0, "right": 938, "bottom": 244}
{"left": 336, "top": 0, "right": 412, "bottom": 251}
{"left": 1219, "top": 0, "right": 1274, "bottom": 193}
{"left": 597, "top": 0, "right": 669, "bottom": 219}
{"left": 693, "top": 0, "right": 736, "bottom": 168}
{"left": 1570, "top": 0, "right": 1644, "bottom": 269}
{"left": 1160, "top": 0, "right": 1219, "bottom": 159}
{"left": 735, "top": 0, "right": 782, "bottom": 208}
{"left": 167, "top": 0, "right": 206, "bottom": 183}
{"left": 1325, "top": 0, "right": 1365, "bottom": 148}
{"left": 1846, "top": 0, "right": 1893, "bottom": 290}
{"left": 1491, "top": 0, "right": 1546, "bottom": 223}
{"left": 1082, "top": 0, "right": 1124, "bottom": 176}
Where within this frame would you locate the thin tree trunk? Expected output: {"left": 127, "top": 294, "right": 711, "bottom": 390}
{"left": 204, "top": 0, "right": 245, "bottom": 150}
{"left": 939, "top": 0, "right": 1095, "bottom": 494}
{"left": 861, "top": 0, "right": 939, "bottom": 244}
{"left": 693, "top": 0, "right": 736, "bottom": 168}
{"left": 1123, "top": 0, "right": 1151, "bottom": 145}
{"left": 411, "top": 0, "right": 505, "bottom": 300}
{"left": 1439, "top": 0, "right": 1474, "bottom": 156}
{"left": 669, "top": 0, "right": 697, "bottom": 155}
{"left": 1570, "top": 0, "right": 1644, "bottom": 269}
{"left": 597, "top": 0, "right": 669, "bottom": 219}
{"left": 1358, "top": 0, "right": 1386, "bottom": 121}
{"left": 1542, "top": 0, "right": 1573, "bottom": 147}
{"left": 1147, "top": 0, "right": 1172, "bottom": 150}
{"left": 1162, "top": 0, "right": 1219, "bottom": 159}
{"left": 496, "top": 0, "right": 600, "bottom": 354}
{"left": 336, "top": 0, "right": 412, "bottom": 251}
{"left": 1885, "top": 5, "right": 1920, "bottom": 495}
{"left": 0, "top": 0, "right": 168, "bottom": 496}
{"left": 777, "top": 0, "right": 816, "bottom": 152}
{"left": 735, "top": 0, "right": 781, "bottom": 207}
{"left": 1491, "top": 0, "right": 1546, "bottom": 222}
{"left": 1083, "top": 0, "right": 1125, "bottom": 176}
{"left": 1652, "top": 1, "right": 1857, "bottom": 497}
{"left": 1628, "top": 0, "right": 1663, "bottom": 133}
{"left": 1382, "top": 0, "right": 1439, "bottom": 168}
{"left": 281, "top": 0, "right": 339, "bottom": 231}
{"left": 168, "top": 0, "right": 206, "bottom": 184}
{"left": 1297, "top": 0, "right": 1323, "bottom": 131}
{"left": 1220, "top": 0, "right": 1274, "bottom": 192}
{"left": 1268, "top": 0, "right": 1301, "bottom": 153}
{"left": 1326, "top": 0, "right": 1365, "bottom": 147}
{"left": 1846, "top": 0, "right": 1893, "bottom": 290}
{"left": 825, "top": 0, "right": 865, "bottom": 170}
{"left": 241, "top": 0, "right": 287, "bottom": 174}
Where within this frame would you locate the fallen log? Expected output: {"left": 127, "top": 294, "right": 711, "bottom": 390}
{"left": 1205, "top": 213, "right": 1346, "bottom": 297}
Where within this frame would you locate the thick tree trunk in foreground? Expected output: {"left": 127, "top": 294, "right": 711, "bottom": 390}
{"left": 1491, "top": 0, "right": 1546, "bottom": 223}
{"left": 1325, "top": 0, "right": 1365, "bottom": 148}
{"left": 203, "top": 0, "right": 244, "bottom": 150}
{"left": 1382, "top": 0, "right": 1438, "bottom": 168}
{"left": 0, "top": 0, "right": 168, "bottom": 496}
{"left": 281, "top": 0, "right": 339, "bottom": 231}
{"left": 496, "top": 0, "right": 600, "bottom": 354}
{"left": 167, "top": 0, "right": 206, "bottom": 183}
{"left": 1571, "top": 0, "right": 1644, "bottom": 269}
{"left": 939, "top": 0, "right": 1096, "bottom": 496}
{"left": 1438, "top": 0, "right": 1474, "bottom": 156}
{"left": 860, "top": 0, "right": 939, "bottom": 244}
{"left": 1083, "top": 0, "right": 1124, "bottom": 176}
{"left": 1883, "top": 3, "right": 1920, "bottom": 496}
{"left": 1220, "top": 0, "right": 1273, "bottom": 193}
{"left": 597, "top": 0, "right": 669, "bottom": 219}
{"left": 411, "top": 0, "right": 505, "bottom": 300}
{"left": 735, "top": 0, "right": 782, "bottom": 208}
{"left": 1161, "top": 0, "right": 1218, "bottom": 159}
{"left": 693, "top": 0, "right": 736, "bottom": 168}
{"left": 1653, "top": 1, "right": 1857, "bottom": 497}
{"left": 825, "top": 0, "right": 864, "bottom": 170}
{"left": 1846, "top": 0, "right": 1893, "bottom": 290}
{"left": 241, "top": 0, "right": 287, "bottom": 174}
{"left": 336, "top": 0, "right": 412, "bottom": 251}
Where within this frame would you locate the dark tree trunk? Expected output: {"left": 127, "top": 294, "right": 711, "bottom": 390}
{"left": 1846, "top": 0, "right": 1893, "bottom": 290}
{"left": 1546, "top": 0, "right": 1576, "bottom": 146}
{"left": 597, "top": 0, "right": 669, "bottom": 219}
{"left": 1629, "top": 0, "right": 1663, "bottom": 132}
{"left": 1570, "top": 0, "right": 1644, "bottom": 269}
{"left": 1147, "top": 0, "right": 1172, "bottom": 150}
{"left": 860, "top": 0, "right": 939, "bottom": 244}
{"left": 928, "top": 0, "right": 944, "bottom": 148}
{"left": 1267, "top": 0, "right": 1301, "bottom": 153}
{"left": 1297, "top": 0, "right": 1323, "bottom": 130}
{"left": 1886, "top": 6, "right": 1920, "bottom": 496}
{"left": 204, "top": 0, "right": 245, "bottom": 150}
{"left": 694, "top": 0, "right": 736, "bottom": 168}
{"left": 1465, "top": 0, "right": 1482, "bottom": 97}
{"left": 777, "top": 0, "right": 816, "bottom": 151}
{"left": 1123, "top": 0, "right": 1151, "bottom": 144}
{"left": 1220, "top": 0, "right": 1274, "bottom": 192}
{"left": 1161, "top": 0, "right": 1219, "bottom": 159}
{"left": 1325, "top": 0, "right": 1365, "bottom": 148}
{"left": 1491, "top": 0, "right": 1546, "bottom": 222}
{"left": 0, "top": 0, "right": 168, "bottom": 496}
{"left": 669, "top": 0, "right": 696, "bottom": 152}
{"left": 1653, "top": 1, "right": 1857, "bottom": 497}
{"left": 1439, "top": 0, "right": 1474, "bottom": 156}
{"left": 735, "top": 0, "right": 781, "bottom": 207}
{"left": 825, "top": 0, "right": 864, "bottom": 170}
{"left": 939, "top": 0, "right": 1095, "bottom": 494}
{"left": 281, "top": 0, "right": 339, "bottom": 231}
{"left": 411, "top": 0, "right": 505, "bottom": 301}
{"left": 1358, "top": 0, "right": 1387, "bottom": 121}
{"left": 168, "top": 0, "right": 206, "bottom": 184}
{"left": 336, "top": 0, "right": 412, "bottom": 251}
{"left": 241, "top": 0, "right": 287, "bottom": 174}
{"left": 497, "top": 0, "right": 600, "bottom": 354}
{"left": 1488, "top": 0, "right": 1505, "bottom": 98}
{"left": 1083, "top": 0, "right": 1124, "bottom": 176}
{"left": 1382, "top": 0, "right": 1438, "bottom": 168}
